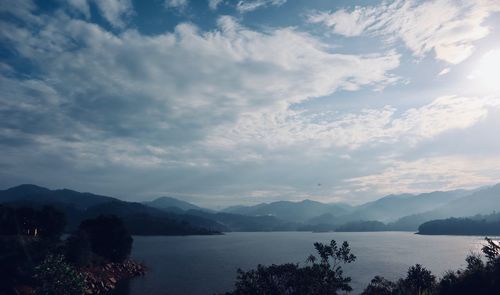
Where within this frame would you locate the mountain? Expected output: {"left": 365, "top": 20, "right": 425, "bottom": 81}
{"left": 386, "top": 185, "right": 500, "bottom": 231}
{"left": 431, "top": 184, "right": 500, "bottom": 217}
{"left": 0, "top": 184, "right": 116, "bottom": 209}
{"left": 341, "top": 190, "right": 470, "bottom": 223}
{"left": 221, "top": 190, "right": 470, "bottom": 226}
{"left": 144, "top": 196, "right": 210, "bottom": 212}
{"left": 3, "top": 183, "right": 499, "bottom": 233}
{"left": 0, "top": 185, "right": 223, "bottom": 235}
{"left": 222, "top": 200, "right": 353, "bottom": 223}
{"left": 187, "top": 210, "right": 297, "bottom": 232}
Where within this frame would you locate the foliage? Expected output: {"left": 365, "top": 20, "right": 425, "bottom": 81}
{"left": 482, "top": 237, "right": 500, "bottom": 263}
{"left": 65, "top": 230, "right": 92, "bottom": 267}
{"left": 0, "top": 205, "right": 66, "bottom": 240}
{"left": 37, "top": 206, "right": 67, "bottom": 240}
{"left": 400, "top": 264, "right": 436, "bottom": 294}
{"left": 418, "top": 214, "right": 500, "bottom": 235}
{"left": 437, "top": 237, "right": 500, "bottom": 294}
{"left": 225, "top": 239, "right": 356, "bottom": 295}
{"left": 0, "top": 205, "right": 66, "bottom": 294}
{"left": 361, "top": 276, "right": 397, "bottom": 295}
{"left": 79, "top": 215, "right": 133, "bottom": 263}
{"left": 33, "top": 254, "right": 85, "bottom": 295}
{"left": 362, "top": 237, "right": 500, "bottom": 295}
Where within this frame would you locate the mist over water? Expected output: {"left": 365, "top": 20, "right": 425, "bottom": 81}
{"left": 113, "top": 232, "right": 484, "bottom": 295}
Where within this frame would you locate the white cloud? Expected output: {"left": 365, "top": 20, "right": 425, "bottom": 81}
{"left": 308, "top": 0, "right": 500, "bottom": 64}
{"left": 206, "top": 96, "right": 500, "bottom": 151}
{"left": 346, "top": 155, "right": 500, "bottom": 195}
{"left": 308, "top": 6, "right": 378, "bottom": 37}
{"left": 165, "top": 0, "right": 189, "bottom": 10}
{"left": 208, "top": 0, "right": 223, "bottom": 10}
{"left": 66, "top": 0, "right": 91, "bottom": 18}
{"left": 438, "top": 68, "right": 450, "bottom": 76}
{"left": 0, "top": 0, "right": 38, "bottom": 21}
{"left": 64, "top": 0, "right": 134, "bottom": 28}
{"left": 3, "top": 0, "right": 500, "bottom": 203}
{"left": 93, "top": 0, "right": 133, "bottom": 28}
{"left": 0, "top": 9, "right": 400, "bottom": 169}
{"left": 236, "top": 0, "right": 286, "bottom": 13}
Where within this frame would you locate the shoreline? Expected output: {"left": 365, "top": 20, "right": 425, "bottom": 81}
{"left": 81, "top": 259, "right": 146, "bottom": 294}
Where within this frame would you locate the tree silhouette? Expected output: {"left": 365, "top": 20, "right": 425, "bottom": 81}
{"left": 0, "top": 205, "right": 66, "bottom": 239}
{"left": 226, "top": 239, "right": 356, "bottom": 295}
{"left": 79, "top": 215, "right": 133, "bottom": 263}
{"left": 402, "top": 264, "right": 436, "bottom": 294}
{"left": 37, "top": 206, "right": 66, "bottom": 240}
{"left": 361, "top": 276, "right": 396, "bottom": 295}
{"left": 363, "top": 237, "right": 500, "bottom": 295}
{"left": 65, "top": 230, "right": 92, "bottom": 267}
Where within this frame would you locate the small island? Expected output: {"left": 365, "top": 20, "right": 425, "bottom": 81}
{"left": 417, "top": 212, "right": 500, "bottom": 235}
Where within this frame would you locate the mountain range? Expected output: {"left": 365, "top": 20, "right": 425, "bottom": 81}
{"left": 1, "top": 183, "right": 499, "bottom": 234}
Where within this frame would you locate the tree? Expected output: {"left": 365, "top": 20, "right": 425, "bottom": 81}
{"left": 65, "top": 230, "right": 92, "bottom": 267}
{"left": 361, "top": 276, "right": 396, "bottom": 295}
{"left": 79, "top": 215, "right": 133, "bottom": 263}
{"left": 401, "top": 264, "right": 436, "bottom": 294}
{"left": 226, "top": 239, "right": 356, "bottom": 295}
{"left": 37, "top": 206, "right": 66, "bottom": 240}
{"left": 33, "top": 254, "right": 85, "bottom": 295}
{"left": 362, "top": 265, "right": 436, "bottom": 295}
{"left": 482, "top": 237, "right": 500, "bottom": 264}
{"left": 0, "top": 205, "right": 66, "bottom": 240}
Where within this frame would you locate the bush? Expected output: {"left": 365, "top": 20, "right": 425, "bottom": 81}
{"left": 226, "top": 239, "right": 356, "bottom": 295}
{"left": 79, "top": 215, "right": 133, "bottom": 263}
{"left": 363, "top": 237, "right": 500, "bottom": 295}
{"left": 34, "top": 254, "right": 85, "bottom": 295}
{"left": 361, "top": 276, "right": 396, "bottom": 295}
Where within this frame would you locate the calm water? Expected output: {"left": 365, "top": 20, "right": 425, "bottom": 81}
{"left": 112, "top": 232, "right": 486, "bottom": 295}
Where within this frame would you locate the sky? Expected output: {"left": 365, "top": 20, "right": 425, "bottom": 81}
{"left": 1, "top": 0, "right": 500, "bottom": 208}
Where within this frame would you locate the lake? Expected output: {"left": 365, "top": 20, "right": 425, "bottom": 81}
{"left": 112, "top": 232, "right": 486, "bottom": 295}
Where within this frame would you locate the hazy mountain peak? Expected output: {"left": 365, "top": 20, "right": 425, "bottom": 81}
{"left": 6, "top": 184, "right": 51, "bottom": 194}
{"left": 145, "top": 196, "right": 209, "bottom": 212}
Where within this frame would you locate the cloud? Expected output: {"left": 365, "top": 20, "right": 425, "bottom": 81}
{"left": 206, "top": 96, "right": 500, "bottom": 151}
{"left": 66, "top": 0, "right": 91, "bottom": 18}
{"left": 0, "top": 0, "right": 38, "bottom": 21}
{"left": 0, "top": 5, "right": 400, "bottom": 169}
{"left": 346, "top": 155, "right": 500, "bottom": 195}
{"left": 165, "top": 0, "right": 189, "bottom": 10}
{"left": 438, "top": 68, "right": 450, "bottom": 76}
{"left": 236, "top": 0, "right": 286, "bottom": 13}
{"left": 63, "top": 0, "right": 134, "bottom": 28}
{"left": 208, "top": 0, "right": 223, "bottom": 10}
{"left": 308, "top": 0, "right": 500, "bottom": 64}
{"left": 92, "top": 0, "right": 133, "bottom": 28}
{"left": 2, "top": 1, "right": 500, "bottom": 204}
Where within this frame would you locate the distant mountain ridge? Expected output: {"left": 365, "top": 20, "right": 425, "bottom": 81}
{"left": 388, "top": 184, "right": 500, "bottom": 230}
{"left": 0, "top": 184, "right": 224, "bottom": 235}
{"left": 143, "top": 196, "right": 210, "bottom": 212}
{"left": 222, "top": 199, "right": 353, "bottom": 223}
{"left": 339, "top": 190, "right": 470, "bottom": 222}
{"left": 0, "top": 184, "right": 116, "bottom": 209}
{"left": 2, "top": 183, "right": 500, "bottom": 233}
